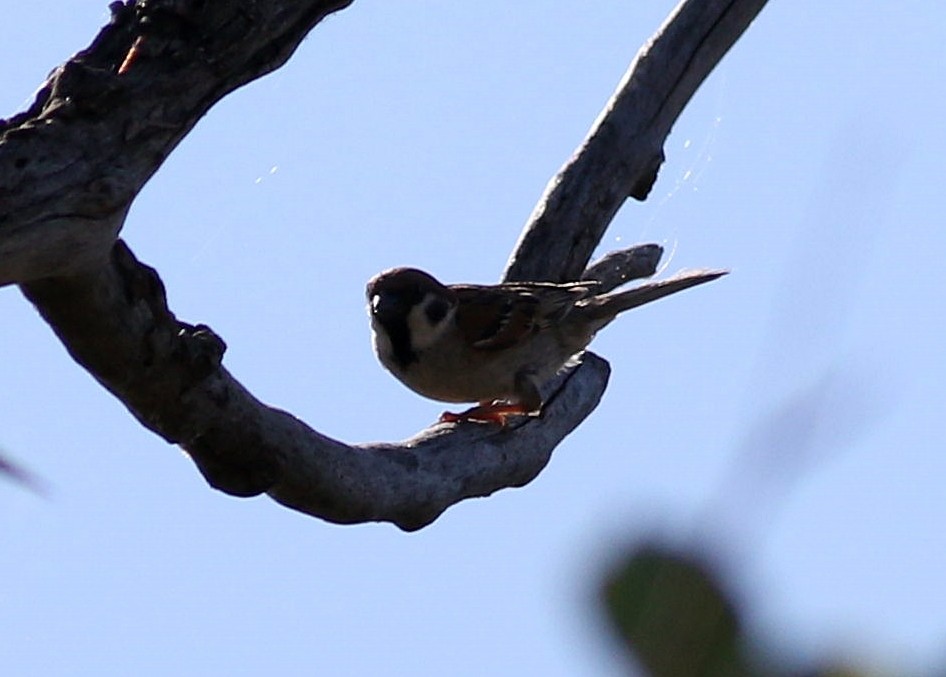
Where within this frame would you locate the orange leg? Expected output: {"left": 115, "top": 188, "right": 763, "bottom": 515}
{"left": 439, "top": 401, "right": 537, "bottom": 427}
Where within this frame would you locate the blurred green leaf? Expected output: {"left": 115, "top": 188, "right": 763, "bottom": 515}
{"left": 602, "top": 545, "right": 754, "bottom": 677}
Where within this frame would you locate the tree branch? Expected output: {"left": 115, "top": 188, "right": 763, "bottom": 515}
{"left": 19, "top": 240, "right": 626, "bottom": 531}
{"left": 504, "top": 0, "right": 768, "bottom": 283}
{"left": 0, "top": 0, "right": 353, "bottom": 285}
{"left": 4, "top": 0, "right": 763, "bottom": 529}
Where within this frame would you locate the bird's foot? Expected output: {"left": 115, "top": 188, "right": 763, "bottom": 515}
{"left": 439, "top": 401, "right": 537, "bottom": 427}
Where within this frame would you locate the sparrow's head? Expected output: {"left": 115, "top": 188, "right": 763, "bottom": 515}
{"left": 366, "top": 267, "right": 457, "bottom": 369}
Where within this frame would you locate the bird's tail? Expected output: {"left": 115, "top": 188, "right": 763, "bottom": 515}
{"left": 583, "top": 269, "right": 728, "bottom": 321}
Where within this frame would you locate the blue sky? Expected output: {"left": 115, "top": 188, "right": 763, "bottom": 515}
{"left": 2, "top": 1, "right": 945, "bottom": 675}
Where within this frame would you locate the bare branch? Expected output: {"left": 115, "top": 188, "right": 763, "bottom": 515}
{"left": 583, "top": 244, "right": 665, "bottom": 293}
{"left": 21, "top": 241, "right": 611, "bottom": 530}
{"left": 504, "top": 0, "right": 768, "bottom": 283}
{"left": 6, "top": 0, "right": 759, "bottom": 529}
{"left": 0, "top": 0, "right": 353, "bottom": 286}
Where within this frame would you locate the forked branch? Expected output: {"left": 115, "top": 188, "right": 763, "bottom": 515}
{"left": 3, "top": 0, "right": 766, "bottom": 530}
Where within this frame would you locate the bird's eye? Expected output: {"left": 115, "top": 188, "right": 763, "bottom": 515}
{"left": 424, "top": 298, "right": 449, "bottom": 323}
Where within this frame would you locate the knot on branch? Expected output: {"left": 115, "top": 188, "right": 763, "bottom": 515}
{"left": 629, "top": 149, "right": 665, "bottom": 201}
{"left": 176, "top": 323, "right": 227, "bottom": 381}
{"left": 45, "top": 60, "right": 124, "bottom": 119}
{"left": 112, "top": 240, "right": 226, "bottom": 391}
{"left": 188, "top": 426, "right": 282, "bottom": 498}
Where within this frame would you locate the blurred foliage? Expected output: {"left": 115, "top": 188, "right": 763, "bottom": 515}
{"left": 603, "top": 544, "right": 752, "bottom": 677}
{"left": 0, "top": 447, "right": 44, "bottom": 493}
{"left": 598, "top": 362, "right": 901, "bottom": 677}
{"left": 602, "top": 544, "right": 880, "bottom": 677}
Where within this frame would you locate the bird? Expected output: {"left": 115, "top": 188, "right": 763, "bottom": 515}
{"left": 366, "top": 266, "right": 727, "bottom": 425}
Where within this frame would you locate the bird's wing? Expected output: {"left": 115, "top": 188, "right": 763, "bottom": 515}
{"left": 454, "top": 282, "right": 594, "bottom": 350}
{"left": 453, "top": 285, "right": 538, "bottom": 350}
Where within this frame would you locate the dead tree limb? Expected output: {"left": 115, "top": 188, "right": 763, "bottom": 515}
{"left": 2, "top": 0, "right": 766, "bottom": 530}
{"left": 505, "top": 0, "right": 768, "bottom": 283}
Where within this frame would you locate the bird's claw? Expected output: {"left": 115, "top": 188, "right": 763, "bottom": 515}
{"left": 438, "top": 402, "right": 536, "bottom": 427}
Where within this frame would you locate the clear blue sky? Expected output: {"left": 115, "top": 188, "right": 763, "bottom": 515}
{"left": 2, "top": 2, "right": 945, "bottom": 675}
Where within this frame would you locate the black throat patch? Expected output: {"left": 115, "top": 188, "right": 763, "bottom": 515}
{"left": 379, "top": 315, "right": 418, "bottom": 370}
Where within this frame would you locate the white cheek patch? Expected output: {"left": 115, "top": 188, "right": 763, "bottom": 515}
{"left": 406, "top": 294, "right": 455, "bottom": 351}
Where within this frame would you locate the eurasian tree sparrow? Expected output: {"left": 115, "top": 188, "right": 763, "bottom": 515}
{"left": 367, "top": 266, "right": 726, "bottom": 425}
